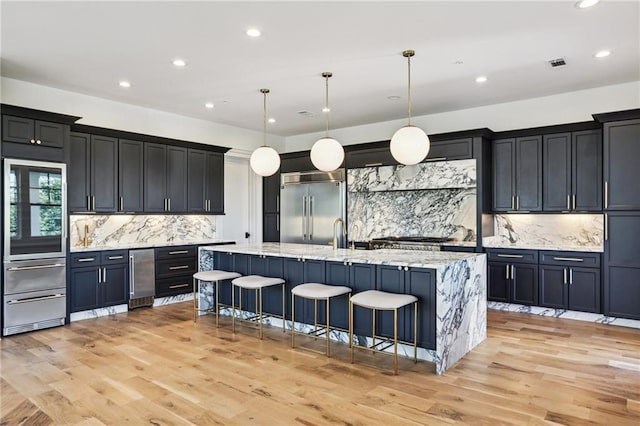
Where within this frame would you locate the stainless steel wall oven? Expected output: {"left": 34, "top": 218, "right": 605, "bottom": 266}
{"left": 3, "top": 158, "right": 67, "bottom": 336}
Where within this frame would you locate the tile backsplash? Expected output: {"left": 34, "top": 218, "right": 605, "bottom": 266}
{"left": 70, "top": 215, "right": 217, "bottom": 250}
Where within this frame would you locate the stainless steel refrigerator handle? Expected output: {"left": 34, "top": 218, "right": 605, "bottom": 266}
{"left": 7, "top": 263, "right": 65, "bottom": 271}
{"left": 8, "top": 294, "right": 65, "bottom": 305}
{"left": 309, "top": 196, "right": 314, "bottom": 239}
{"left": 302, "top": 195, "right": 307, "bottom": 239}
{"left": 129, "top": 255, "right": 135, "bottom": 295}
{"left": 276, "top": 195, "right": 280, "bottom": 213}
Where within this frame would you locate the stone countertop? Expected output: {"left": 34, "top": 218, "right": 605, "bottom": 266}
{"left": 441, "top": 240, "right": 477, "bottom": 248}
{"left": 70, "top": 239, "right": 236, "bottom": 253}
{"left": 200, "top": 242, "right": 484, "bottom": 270}
{"left": 482, "top": 237, "right": 603, "bottom": 253}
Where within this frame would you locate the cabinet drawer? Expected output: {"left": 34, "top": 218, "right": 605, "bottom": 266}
{"left": 155, "top": 246, "right": 196, "bottom": 259}
{"left": 156, "top": 258, "right": 196, "bottom": 277}
{"left": 486, "top": 249, "right": 538, "bottom": 264}
{"left": 70, "top": 252, "right": 101, "bottom": 268}
{"left": 100, "top": 250, "right": 129, "bottom": 265}
{"left": 156, "top": 276, "right": 193, "bottom": 297}
{"left": 539, "top": 251, "right": 601, "bottom": 268}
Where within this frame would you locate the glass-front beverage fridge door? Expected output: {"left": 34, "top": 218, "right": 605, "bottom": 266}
{"left": 4, "top": 159, "right": 67, "bottom": 261}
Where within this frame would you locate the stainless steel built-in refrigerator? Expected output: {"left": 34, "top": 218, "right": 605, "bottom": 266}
{"left": 280, "top": 169, "right": 346, "bottom": 247}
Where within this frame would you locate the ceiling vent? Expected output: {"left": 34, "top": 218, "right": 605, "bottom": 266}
{"left": 547, "top": 57, "right": 567, "bottom": 68}
{"left": 297, "top": 110, "right": 315, "bottom": 118}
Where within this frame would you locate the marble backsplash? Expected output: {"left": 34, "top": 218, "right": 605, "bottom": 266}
{"left": 487, "top": 214, "right": 604, "bottom": 250}
{"left": 347, "top": 159, "right": 477, "bottom": 241}
{"left": 70, "top": 215, "right": 217, "bottom": 250}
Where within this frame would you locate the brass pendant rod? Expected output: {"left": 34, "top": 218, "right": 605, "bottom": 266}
{"left": 261, "top": 88, "right": 269, "bottom": 147}
{"left": 322, "top": 72, "right": 332, "bottom": 138}
{"left": 402, "top": 50, "right": 415, "bottom": 126}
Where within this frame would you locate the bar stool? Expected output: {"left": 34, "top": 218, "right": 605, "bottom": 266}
{"left": 291, "top": 283, "right": 351, "bottom": 357}
{"left": 231, "top": 275, "right": 286, "bottom": 339}
{"left": 349, "top": 290, "right": 418, "bottom": 375}
{"left": 193, "top": 270, "right": 241, "bottom": 326}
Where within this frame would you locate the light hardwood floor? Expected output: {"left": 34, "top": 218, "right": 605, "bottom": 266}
{"left": 1, "top": 302, "right": 639, "bottom": 425}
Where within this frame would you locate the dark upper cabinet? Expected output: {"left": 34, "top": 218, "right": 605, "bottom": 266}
{"left": 604, "top": 119, "right": 640, "bottom": 210}
{"left": 263, "top": 173, "right": 280, "bottom": 242}
{"left": 2, "top": 115, "right": 65, "bottom": 148}
{"left": 187, "top": 149, "right": 224, "bottom": 214}
{"left": 604, "top": 212, "right": 640, "bottom": 319}
{"left": 345, "top": 145, "right": 396, "bottom": 168}
{"left": 144, "top": 143, "right": 187, "bottom": 213}
{"left": 118, "top": 139, "right": 144, "bottom": 212}
{"left": 68, "top": 132, "right": 118, "bottom": 213}
{"left": 543, "top": 130, "right": 602, "bottom": 212}
{"left": 263, "top": 213, "right": 280, "bottom": 242}
{"left": 493, "top": 136, "right": 542, "bottom": 212}
{"left": 427, "top": 138, "right": 473, "bottom": 161}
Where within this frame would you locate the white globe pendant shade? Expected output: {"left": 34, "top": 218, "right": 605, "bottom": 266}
{"left": 390, "top": 125, "right": 430, "bottom": 166}
{"left": 310, "top": 137, "right": 344, "bottom": 172}
{"left": 250, "top": 146, "right": 281, "bottom": 177}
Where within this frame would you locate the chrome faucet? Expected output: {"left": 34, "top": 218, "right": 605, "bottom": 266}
{"left": 333, "top": 218, "right": 346, "bottom": 250}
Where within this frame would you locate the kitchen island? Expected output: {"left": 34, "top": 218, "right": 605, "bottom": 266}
{"left": 198, "top": 243, "right": 487, "bottom": 375}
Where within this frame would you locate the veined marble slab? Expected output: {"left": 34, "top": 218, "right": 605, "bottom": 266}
{"left": 69, "top": 214, "right": 221, "bottom": 252}
{"left": 70, "top": 304, "right": 128, "bottom": 322}
{"left": 347, "top": 159, "right": 476, "bottom": 192}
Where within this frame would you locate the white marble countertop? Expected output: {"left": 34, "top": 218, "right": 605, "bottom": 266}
{"left": 201, "top": 242, "right": 484, "bottom": 269}
{"left": 70, "top": 239, "right": 236, "bottom": 253}
{"left": 441, "top": 241, "right": 477, "bottom": 248}
{"left": 482, "top": 237, "right": 603, "bottom": 253}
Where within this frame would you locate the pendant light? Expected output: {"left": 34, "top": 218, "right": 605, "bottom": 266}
{"left": 390, "top": 50, "right": 430, "bottom": 165}
{"left": 250, "top": 88, "right": 281, "bottom": 177}
{"left": 310, "top": 72, "right": 344, "bottom": 172}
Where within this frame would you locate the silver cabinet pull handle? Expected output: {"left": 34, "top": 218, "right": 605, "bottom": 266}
{"left": 424, "top": 157, "right": 447, "bottom": 162}
{"left": 569, "top": 268, "right": 573, "bottom": 285}
{"left": 8, "top": 294, "right": 65, "bottom": 305}
{"left": 604, "top": 214, "right": 608, "bottom": 241}
{"left": 168, "top": 198, "right": 171, "bottom": 211}
{"left": 511, "top": 196, "right": 515, "bottom": 210}
{"left": 276, "top": 215, "right": 280, "bottom": 232}
{"left": 567, "top": 194, "right": 571, "bottom": 211}
{"left": 107, "top": 255, "right": 124, "bottom": 260}
{"left": 505, "top": 264, "right": 510, "bottom": 280}
{"left": 497, "top": 254, "right": 524, "bottom": 258}
{"left": 552, "top": 257, "right": 584, "bottom": 262}
{"left": 563, "top": 268, "right": 567, "bottom": 285}
{"left": 364, "top": 162, "right": 383, "bottom": 167}
{"left": 98, "top": 267, "right": 102, "bottom": 283}
{"left": 87, "top": 195, "right": 91, "bottom": 211}
{"left": 169, "top": 283, "right": 189, "bottom": 289}
{"left": 8, "top": 263, "right": 65, "bottom": 271}
{"left": 276, "top": 195, "right": 280, "bottom": 213}
{"left": 572, "top": 194, "right": 576, "bottom": 210}
{"left": 168, "top": 250, "right": 189, "bottom": 255}
{"left": 92, "top": 196, "right": 96, "bottom": 211}
{"left": 76, "top": 258, "right": 96, "bottom": 263}
{"left": 516, "top": 195, "right": 519, "bottom": 210}
{"left": 103, "top": 267, "right": 107, "bottom": 282}
{"left": 511, "top": 265, "right": 515, "bottom": 279}
{"left": 302, "top": 196, "right": 307, "bottom": 240}
{"left": 309, "top": 196, "right": 314, "bottom": 239}
{"left": 120, "top": 196, "right": 124, "bottom": 211}
{"left": 604, "top": 181, "right": 609, "bottom": 209}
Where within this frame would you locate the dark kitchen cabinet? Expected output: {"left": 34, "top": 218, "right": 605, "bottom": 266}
{"left": 68, "top": 133, "right": 118, "bottom": 213}
{"left": 118, "top": 139, "right": 144, "bottom": 212}
{"left": 604, "top": 212, "right": 640, "bottom": 319}
{"left": 492, "top": 136, "right": 542, "bottom": 212}
{"left": 487, "top": 249, "right": 539, "bottom": 306}
{"left": 155, "top": 246, "right": 198, "bottom": 297}
{"left": 324, "top": 261, "right": 376, "bottom": 332}
{"left": 249, "top": 255, "right": 285, "bottom": 316}
{"left": 345, "top": 144, "right": 396, "bottom": 168}
{"left": 427, "top": 138, "right": 473, "bottom": 161}
{"left": 603, "top": 119, "right": 640, "bottom": 210}
{"left": 70, "top": 250, "right": 129, "bottom": 312}
{"left": 213, "top": 251, "right": 250, "bottom": 308}
{"left": 539, "top": 251, "right": 601, "bottom": 313}
{"left": 263, "top": 173, "right": 281, "bottom": 242}
{"left": 2, "top": 115, "right": 65, "bottom": 148}
{"left": 144, "top": 143, "right": 187, "bottom": 213}
{"left": 284, "top": 257, "right": 325, "bottom": 324}
{"left": 543, "top": 130, "right": 602, "bottom": 212}
{"left": 187, "top": 149, "right": 225, "bottom": 214}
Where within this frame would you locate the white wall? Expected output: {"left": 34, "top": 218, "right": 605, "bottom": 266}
{"left": 284, "top": 81, "right": 640, "bottom": 152}
{"left": 0, "top": 77, "right": 286, "bottom": 153}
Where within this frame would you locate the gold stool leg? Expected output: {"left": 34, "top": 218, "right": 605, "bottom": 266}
{"left": 281, "top": 283, "right": 285, "bottom": 333}
{"left": 350, "top": 299, "right": 354, "bottom": 364}
{"left": 414, "top": 301, "right": 418, "bottom": 363}
{"left": 394, "top": 308, "right": 398, "bottom": 375}
{"left": 314, "top": 299, "right": 318, "bottom": 340}
{"left": 347, "top": 292, "right": 352, "bottom": 348}
{"left": 291, "top": 293, "right": 296, "bottom": 348}
{"left": 259, "top": 288, "right": 263, "bottom": 340}
{"left": 232, "top": 284, "right": 236, "bottom": 334}
{"left": 193, "top": 276, "right": 197, "bottom": 323}
{"left": 372, "top": 308, "right": 376, "bottom": 356}
{"left": 215, "top": 280, "right": 220, "bottom": 328}
{"left": 326, "top": 297, "right": 330, "bottom": 357}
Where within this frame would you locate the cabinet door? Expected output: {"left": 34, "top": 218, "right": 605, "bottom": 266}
{"left": 263, "top": 213, "right": 280, "bottom": 242}
{"left": 301, "top": 260, "right": 326, "bottom": 325}
{"left": 568, "top": 267, "right": 600, "bottom": 313}
{"left": 345, "top": 146, "right": 397, "bottom": 168}
{"left": 34, "top": 121, "right": 65, "bottom": 148}
{"left": 492, "top": 139, "right": 515, "bottom": 211}
{"left": 2, "top": 115, "right": 34, "bottom": 143}
{"left": 349, "top": 263, "right": 376, "bottom": 334}
{"left": 262, "top": 257, "right": 285, "bottom": 316}
{"left": 102, "top": 264, "right": 128, "bottom": 307}
{"left": 604, "top": 120, "right": 640, "bottom": 210}
{"left": 263, "top": 173, "right": 281, "bottom": 214}
{"left": 406, "top": 268, "right": 436, "bottom": 350}
{"left": 512, "top": 264, "right": 538, "bottom": 305}
{"left": 376, "top": 265, "right": 406, "bottom": 340}
{"left": 166, "top": 146, "right": 187, "bottom": 212}
{"left": 325, "top": 262, "right": 351, "bottom": 330}
{"left": 515, "top": 136, "right": 542, "bottom": 211}
{"left": 118, "top": 139, "right": 144, "bottom": 212}
{"left": 573, "top": 130, "right": 602, "bottom": 211}
{"left": 68, "top": 132, "right": 90, "bottom": 212}
{"left": 543, "top": 133, "right": 571, "bottom": 211}
{"left": 427, "top": 138, "right": 473, "bottom": 161}
{"left": 488, "top": 262, "right": 510, "bottom": 302}
{"left": 206, "top": 152, "right": 225, "bottom": 214}
{"left": 284, "top": 258, "right": 305, "bottom": 322}
{"left": 70, "top": 267, "right": 100, "bottom": 312}
{"left": 214, "top": 252, "right": 236, "bottom": 306}
{"left": 187, "top": 149, "right": 206, "bottom": 212}
{"left": 539, "top": 265, "right": 568, "bottom": 309}
{"left": 90, "top": 135, "right": 118, "bottom": 212}
{"left": 144, "top": 143, "right": 167, "bottom": 212}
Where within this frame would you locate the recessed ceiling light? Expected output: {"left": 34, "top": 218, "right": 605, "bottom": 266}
{"left": 475, "top": 76, "right": 488, "bottom": 83}
{"left": 172, "top": 58, "right": 186, "bottom": 67}
{"left": 387, "top": 95, "right": 401, "bottom": 101}
{"left": 575, "top": 0, "right": 599, "bottom": 9}
{"left": 119, "top": 80, "right": 131, "bottom": 88}
{"left": 246, "top": 28, "right": 261, "bottom": 37}
{"left": 595, "top": 50, "right": 611, "bottom": 58}
{"left": 205, "top": 102, "right": 214, "bottom": 109}
{"left": 322, "top": 107, "right": 331, "bottom": 113}
{"left": 268, "top": 118, "right": 276, "bottom": 124}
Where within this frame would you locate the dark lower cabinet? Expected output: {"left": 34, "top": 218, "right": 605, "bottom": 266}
{"left": 70, "top": 250, "right": 129, "bottom": 312}
{"left": 487, "top": 249, "right": 538, "bottom": 306}
{"left": 155, "top": 246, "right": 197, "bottom": 297}
{"left": 249, "top": 255, "right": 285, "bottom": 316}
{"left": 324, "top": 261, "right": 376, "bottom": 332}
{"left": 284, "top": 258, "right": 325, "bottom": 324}
{"left": 213, "top": 252, "right": 250, "bottom": 308}
{"left": 488, "top": 263, "right": 510, "bottom": 302}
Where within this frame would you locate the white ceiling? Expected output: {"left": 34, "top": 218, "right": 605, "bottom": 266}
{"left": 1, "top": 1, "right": 639, "bottom": 137}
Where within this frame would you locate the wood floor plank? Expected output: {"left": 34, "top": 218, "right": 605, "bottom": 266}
{"left": 1, "top": 302, "right": 639, "bottom": 425}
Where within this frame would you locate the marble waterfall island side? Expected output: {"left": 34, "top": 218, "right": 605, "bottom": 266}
{"left": 198, "top": 243, "right": 487, "bottom": 375}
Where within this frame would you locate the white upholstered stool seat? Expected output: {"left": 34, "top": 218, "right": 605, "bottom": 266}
{"left": 349, "top": 289, "right": 419, "bottom": 375}
{"left": 291, "top": 283, "right": 352, "bottom": 357}
{"left": 231, "top": 275, "right": 286, "bottom": 339}
{"left": 193, "top": 270, "right": 242, "bottom": 326}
